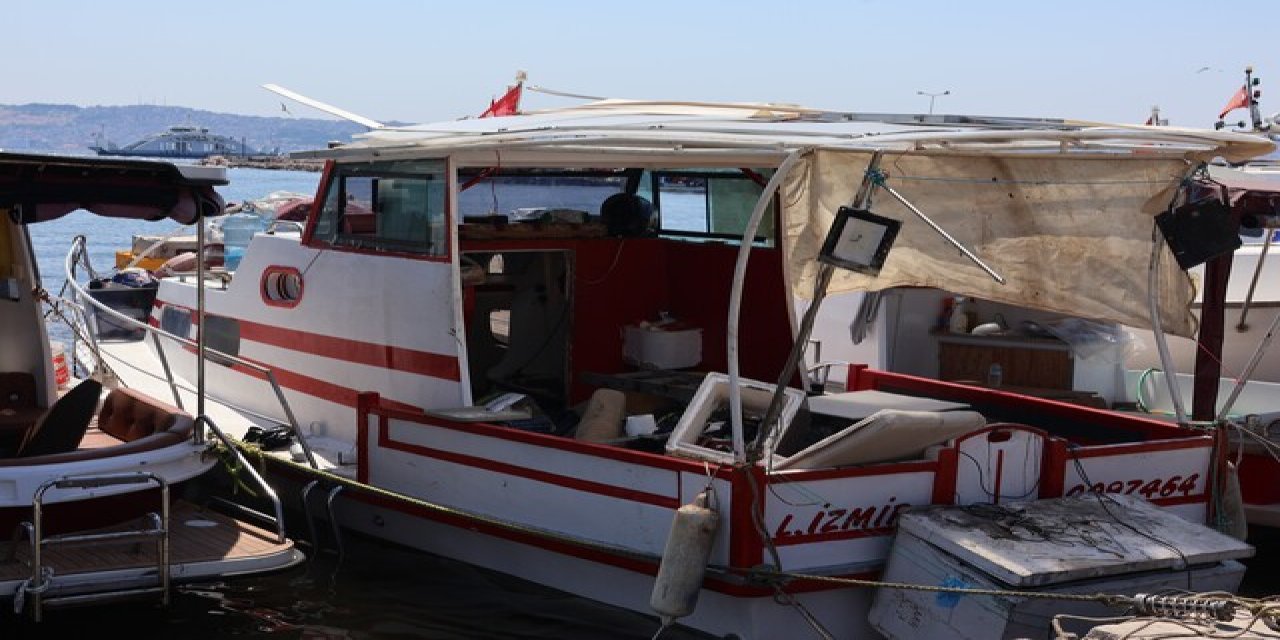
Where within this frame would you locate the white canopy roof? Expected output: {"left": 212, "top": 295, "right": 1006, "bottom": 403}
{"left": 296, "top": 99, "right": 1276, "bottom": 335}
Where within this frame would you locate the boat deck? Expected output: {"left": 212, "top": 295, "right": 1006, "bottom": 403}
{"left": 0, "top": 500, "right": 302, "bottom": 595}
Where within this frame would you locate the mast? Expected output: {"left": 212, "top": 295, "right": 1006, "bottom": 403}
{"left": 1246, "top": 66, "right": 1264, "bottom": 131}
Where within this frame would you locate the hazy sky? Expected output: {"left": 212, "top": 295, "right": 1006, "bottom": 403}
{"left": 6, "top": 1, "right": 1277, "bottom": 129}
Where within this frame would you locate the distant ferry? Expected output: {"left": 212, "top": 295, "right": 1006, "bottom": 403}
{"left": 89, "top": 125, "right": 273, "bottom": 159}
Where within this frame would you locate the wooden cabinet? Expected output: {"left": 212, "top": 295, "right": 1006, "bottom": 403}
{"left": 937, "top": 334, "right": 1072, "bottom": 390}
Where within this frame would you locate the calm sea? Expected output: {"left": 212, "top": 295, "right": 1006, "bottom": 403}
{"left": 19, "top": 164, "right": 710, "bottom": 639}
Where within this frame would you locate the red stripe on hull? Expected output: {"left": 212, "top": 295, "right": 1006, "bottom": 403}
{"left": 180, "top": 344, "right": 424, "bottom": 414}
{"left": 163, "top": 301, "right": 460, "bottom": 382}
{"left": 376, "top": 425, "right": 681, "bottom": 509}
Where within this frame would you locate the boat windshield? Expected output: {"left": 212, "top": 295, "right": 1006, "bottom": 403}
{"left": 314, "top": 159, "right": 448, "bottom": 256}
{"left": 637, "top": 168, "right": 777, "bottom": 246}
{"left": 458, "top": 167, "right": 778, "bottom": 246}
{"left": 457, "top": 170, "right": 629, "bottom": 221}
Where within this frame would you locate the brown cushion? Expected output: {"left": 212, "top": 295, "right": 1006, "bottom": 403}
{"left": 17, "top": 379, "right": 103, "bottom": 457}
{"left": 97, "top": 388, "right": 194, "bottom": 442}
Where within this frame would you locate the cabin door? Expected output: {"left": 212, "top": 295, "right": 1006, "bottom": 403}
{"left": 462, "top": 250, "right": 573, "bottom": 414}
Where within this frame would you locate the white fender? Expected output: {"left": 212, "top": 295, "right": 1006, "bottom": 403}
{"left": 650, "top": 489, "right": 720, "bottom": 626}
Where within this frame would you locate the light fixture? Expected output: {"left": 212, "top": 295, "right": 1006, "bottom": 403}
{"left": 817, "top": 206, "right": 901, "bottom": 276}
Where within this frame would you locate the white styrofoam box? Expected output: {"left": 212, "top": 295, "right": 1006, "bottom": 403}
{"left": 665, "top": 373, "right": 807, "bottom": 464}
{"left": 622, "top": 325, "right": 702, "bottom": 369}
{"left": 869, "top": 496, "right": 1252, "bottom": 640}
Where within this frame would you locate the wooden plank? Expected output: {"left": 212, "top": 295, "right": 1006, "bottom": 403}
{"left": 0, "top": 501, "right": 292, "bottom": 581}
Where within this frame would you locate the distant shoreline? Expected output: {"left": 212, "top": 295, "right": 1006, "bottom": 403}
{"left": 200, "top": 155, "right": 325, "bottom": 172}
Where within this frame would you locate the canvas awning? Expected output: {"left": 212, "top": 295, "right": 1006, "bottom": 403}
{"left": 781, "top": 149, "right": 1201, "bottom": 336}
{"left": 0, "top": 153, "right": 226, "bottom": 225}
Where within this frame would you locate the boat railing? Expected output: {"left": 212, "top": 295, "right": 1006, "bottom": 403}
{"left": 265, "top": 220, "right": 305, "bottom": 235}
{"left": 62, "top": 236, "right": 319, "bottom": 470}
{"left": 21, "top": 472, "right": 171, "bottom": 621}
{"left": 196, "top": 415, "right": 288, "bottom": 544}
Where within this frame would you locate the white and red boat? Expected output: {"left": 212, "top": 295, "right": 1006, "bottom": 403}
{"left": 0, "top": 152, "right": 302, "bottom": 620}
{"left": 84, "top": 92, "right": 1275, "bottom": 637}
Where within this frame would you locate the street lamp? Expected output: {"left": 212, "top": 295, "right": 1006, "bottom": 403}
{"left": 917, "top": 90, "right": 950, "bottom": 115}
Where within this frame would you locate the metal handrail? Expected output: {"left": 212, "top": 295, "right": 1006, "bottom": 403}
{"left": 1236, "top": 231, "right": 1273, "bottom": 332}
{"left": 26, "top": 472, "right": 170, "bottom": 621}
{"left": 63, "top": 236, "right": 318, "bottom": 469}
{"left": 197, "top": 415, "right": 288, "bottom": 544}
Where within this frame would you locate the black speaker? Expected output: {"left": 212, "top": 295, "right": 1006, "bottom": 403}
{"left": 1154, "top": 197, "right": 1241, "bottom": 269}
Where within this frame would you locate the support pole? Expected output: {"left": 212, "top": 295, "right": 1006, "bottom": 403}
{"left": 726, "top": 151, "right": 806, "bottom": 462}
{"left": 1194, "top": 250, "right": 1234, "bottom": 421}
{"left": 196, "top": 200, "right": 207, "bottom": 441}
{"left": 749, "top": 151, "right": 885, "bottom": 460}
{"left": 1236, "top": 231, "right": 1272, "bottom": 331}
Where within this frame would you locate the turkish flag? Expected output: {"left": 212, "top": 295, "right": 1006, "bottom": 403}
{"left": 480, "top": 83, "right": 523, "bottom": 118}
{"left": 1218, "top": 86, "right": 1250, "bottom": 119}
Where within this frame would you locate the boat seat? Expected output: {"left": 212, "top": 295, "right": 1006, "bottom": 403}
{"left": 771, "top": 409, "right": 986, "bottom": 470}
{"left": 0, "top": 387, "right": 194, "bottom": 466}
{"left": 14, "top": 379, "right": 103, "bottom": 457}
{"left": 97, "top": 387, "right": 194, "bottom": 443}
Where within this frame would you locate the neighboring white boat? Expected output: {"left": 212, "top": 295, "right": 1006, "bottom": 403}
{"left": 0, "top": 152, "right": 302, "bottom": 620}
{"left": 90, "top": 125, "right": 272, "bottom": 159}
{"left": 79, "top": 94, "right": 1275, "bottom": 638}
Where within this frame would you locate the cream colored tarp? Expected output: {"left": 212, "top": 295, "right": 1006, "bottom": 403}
{"left": 782, "top": 149, "right": 1198, "bottom": 337}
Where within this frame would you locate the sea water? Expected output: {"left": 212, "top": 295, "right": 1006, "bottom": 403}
{"left": 19, "top": 165, "right": 713, "bottom": 638}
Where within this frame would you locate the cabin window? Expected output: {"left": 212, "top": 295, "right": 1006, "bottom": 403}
{"left": 160, "top": 305, "right": 192, "bottom": 338}
{"left": 641, "top": 169, "right": 777, "bottom": 246}
{"left": 261, "top": 267, "right": 303, "bottom": 307}
{"left": 457, "top": 170, "right": 629, "bottom": 221}
{"left": 203, "top": 315, "right": 241, "bottom": 364}
{"left": 314, "top": 159, "right": 447, "bottom": 256}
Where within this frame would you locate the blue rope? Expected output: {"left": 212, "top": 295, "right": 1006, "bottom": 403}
{"left": 866, "top": 168, "right": 888, "bottom": 186}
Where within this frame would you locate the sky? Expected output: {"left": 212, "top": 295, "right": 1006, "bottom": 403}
{"left": 5, "top": 1, "right": 1278, "bottom": 129}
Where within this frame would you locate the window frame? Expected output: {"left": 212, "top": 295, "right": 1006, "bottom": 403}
{"left": 646, "top": 169, "right": 777, "bottom": 246}
{"left": 303, "top": 158, "right": 454, "bottom": 263}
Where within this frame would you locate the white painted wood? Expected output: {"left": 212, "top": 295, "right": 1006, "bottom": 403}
{"left": 807, "top": 390, "right": 970, "bottom": 421}
{"left": 895, "top": 495, "right": 1252, "bottom": 588}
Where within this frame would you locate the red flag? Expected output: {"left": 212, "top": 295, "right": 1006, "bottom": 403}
{"left": 480, "top": 83, "right": 522, "bottom": 118}
{"left": 1218, "top": 86, "right": 1250, "bottom": 119}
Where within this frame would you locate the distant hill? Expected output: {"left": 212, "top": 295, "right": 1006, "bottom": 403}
{"left": 0, "top": 103, "right": 368, "bottom": 154}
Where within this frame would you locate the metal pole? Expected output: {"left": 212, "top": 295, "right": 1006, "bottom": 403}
{"left": 878, "top": 182, "right": 1006, "bottom": 284}
{"left": 1148, "top": 223, "right": 1189, "bottom": 426}
{"left": 196, "top": 202, "right": 207, "bottom": 439}
{"left": 750, "top": 151, "right": 885, "bottom": 460}
{"left": 151, "top": 331, "right": 184, "bottom": 410}
{"left": 917, "top": 90, "right": 949, "bottom": 115}
{"left": 1236, "top": 231, "right": 1272, "bottom": 331}
{"left": 1217, "top": 309, "right": 1280, "bottom": 422}
{"left": 726, "top": 150, "right": 806, "bottom": 462}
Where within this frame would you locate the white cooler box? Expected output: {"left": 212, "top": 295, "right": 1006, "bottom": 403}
{"left": 869, "top": 495, "right": 1253, "bottom": 640}
{"left": 622, "top": 325, "right": 702, "bottom": 369}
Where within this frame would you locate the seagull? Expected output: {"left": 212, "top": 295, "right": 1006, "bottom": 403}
{"left": 1196, "top": 66, "right": 1223, "bottom": 74}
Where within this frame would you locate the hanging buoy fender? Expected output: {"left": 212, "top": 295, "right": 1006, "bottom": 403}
{"left": 650, "top": 489, "right": 720, "bottom": 627}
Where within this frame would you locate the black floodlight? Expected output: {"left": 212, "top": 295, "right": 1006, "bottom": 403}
{"left": 1155, "top": 196, "right": 1240, "bottom": 270}
{"left": 817, "top": 206, "right": 901, "bottom": 275}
